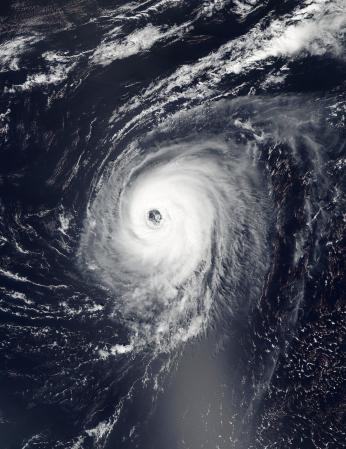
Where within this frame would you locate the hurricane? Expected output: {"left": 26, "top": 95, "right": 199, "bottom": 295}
{"left": 79, "top": 127, "right": 270, "bottom": 349}
{"left": 0, "top": 1, "right": 345, "bottom": 449}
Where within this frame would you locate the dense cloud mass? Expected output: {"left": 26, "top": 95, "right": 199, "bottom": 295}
{"left": 79, "top": 113, "right": 270, "bottom": 350}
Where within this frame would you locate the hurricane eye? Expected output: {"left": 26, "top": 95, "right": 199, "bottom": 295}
{"left": 147, "top": 209, "right": 162, "bottom": 227}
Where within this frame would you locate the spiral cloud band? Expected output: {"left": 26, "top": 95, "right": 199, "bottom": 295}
{"left": 79, "top": 107, "right": 271, "bottom": 350}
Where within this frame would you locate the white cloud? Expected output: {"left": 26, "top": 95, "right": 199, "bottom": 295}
{"left": 91, "top": 24, "right": 164, "bottom": 66}
{"left": 0, "top": 35, "right": 39, "bottom": 72}
{"left": 4, "top": 51, "right": 76, "bottom": 92}
{"left": 268, "top": 12, "right": 346, "bottom": 57}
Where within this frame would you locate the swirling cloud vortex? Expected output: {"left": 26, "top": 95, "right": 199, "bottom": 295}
{"left": 79, "top": 137, "right": 269, "bottom": 349}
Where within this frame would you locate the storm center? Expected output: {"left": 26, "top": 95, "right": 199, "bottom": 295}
{"left": 147, "top": 209, "right": 162, "bottom": 226}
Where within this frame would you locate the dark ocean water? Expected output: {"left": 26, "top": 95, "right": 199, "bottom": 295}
{"left": 0, "top": 1, "right": 345, "bottom": 449}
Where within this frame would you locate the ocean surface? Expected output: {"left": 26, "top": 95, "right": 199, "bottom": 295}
{"left": 0, "top": 1, "right": 345, "bottom": 448}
